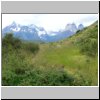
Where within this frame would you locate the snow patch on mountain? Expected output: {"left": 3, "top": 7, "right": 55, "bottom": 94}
{"left": 10, "top": 27, "right": 20, "bottom": 32}
{"left": 38, "top": 31, "right": 46, "bottom": 37}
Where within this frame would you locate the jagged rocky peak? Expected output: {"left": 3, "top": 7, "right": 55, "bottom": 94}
{"left": 65, "top": 23, "right": 77, "bottom": 33}
{"left": 10, "top": 21, "right": 21, "bottom": 28}
{"left": 78, "top": 24, "right": 84, "bottom": 30}
{"left": 11, "top": 21, "right": 16, "bottom": 25}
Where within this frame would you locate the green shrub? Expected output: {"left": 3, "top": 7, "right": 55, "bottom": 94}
{"left": 79, "top": 37, "right": 98, "bottom": 57}
{"left": 2, "top": 33, "right": 22, "bottom": 49}
{"left": 76, "top": 30, "right": 81, "bottom": 33}
{"left": 24, "top": 42, "right": 39, "bottom": 53}
{"left": 76, "top": 24, "right": 98, "bottom": 57}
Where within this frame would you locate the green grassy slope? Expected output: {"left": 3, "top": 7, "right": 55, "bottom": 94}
{"left": 33, "top": 21, "right": 98, "bottom": 86}
{"left": 2, "top": 21, "right": 98, "bottom": 86}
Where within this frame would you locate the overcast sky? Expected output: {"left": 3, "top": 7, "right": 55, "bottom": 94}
{"left": 2, "top": 14, "right": 98, "bottom": 31}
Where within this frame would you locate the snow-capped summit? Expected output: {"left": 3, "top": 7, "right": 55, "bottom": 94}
{"left": 10, "top": 21, "right": 20, "bottom": 27}
{"left": 11, "top": 21, "right": 16, "bottom": 26}
{"left": 9, "top": 21, "right": 21, "bottom": 32}
{"left": 2, "top": 22, "right": 47, "bottom": 41}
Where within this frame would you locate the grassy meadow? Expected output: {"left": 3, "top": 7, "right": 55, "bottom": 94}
{"left": 2, "top": 21, "right": 98, "bottom": 86}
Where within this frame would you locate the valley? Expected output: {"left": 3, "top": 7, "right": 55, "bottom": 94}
{"left": 2, "top": 21, "right": 98, "bottom": 86}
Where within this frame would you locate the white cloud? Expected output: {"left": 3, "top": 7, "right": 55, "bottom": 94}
{"left": 2, "top": 14, "right": 98, "bottom": 31}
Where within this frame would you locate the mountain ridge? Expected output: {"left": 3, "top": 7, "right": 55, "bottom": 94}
{"left": 2, "top": 22, "right": 84, "bottom": 42}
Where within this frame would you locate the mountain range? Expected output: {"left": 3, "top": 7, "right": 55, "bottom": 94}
{"left": 2, "top": 21, "right": 84, "bottom": 42}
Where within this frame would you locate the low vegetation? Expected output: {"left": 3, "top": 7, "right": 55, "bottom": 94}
{"left": 2, "top": 21, "right": 98, "bottom": 86}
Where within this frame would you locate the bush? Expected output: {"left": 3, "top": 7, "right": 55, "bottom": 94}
{"left": 2, "top": 33, "right": 40, "bottom": 86}
{"left": 76, "top": 30, "right": 81, "bottom": 33}
{"left": 76, "top": 24, "right": 98, "bottom": 57}
{"left": 2, "top": 33, "right": 22, "bottom": 49}
{"left": 24, "top": 42, "right": 39, "bottom": 53}
{"left": 2, "top": 60, "right": 92, "bottom": 86}
{"left": 78, "top": 37, "right": 98, "bottom": 57}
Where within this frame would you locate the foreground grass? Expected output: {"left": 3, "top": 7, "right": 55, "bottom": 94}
{"left": 2, "top": 46, "right": 87, "bottom": 86}
{"left": 34, "top": 41, "right": 98, "bottom": 86}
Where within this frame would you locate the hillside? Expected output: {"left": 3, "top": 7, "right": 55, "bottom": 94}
{"left": 2, "top": 21, "right": 98, "bottom": 86}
